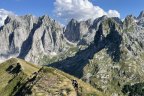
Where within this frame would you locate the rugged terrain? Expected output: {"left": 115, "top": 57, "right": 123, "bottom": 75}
{"left": 0, "top": 10, "right": 144, "bottom": 96}
{"left": 0, "top": 58, "right": 103, "bottom": 96}
{"left": 49, "top": 11, "right": 144, "bottom": 96}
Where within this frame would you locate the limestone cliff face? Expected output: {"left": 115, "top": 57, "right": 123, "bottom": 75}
{"left": 0, "top": 15, "right": 36, "bottom": 58}
{"left": 0, "top": 14, "right": 125, "bottom": 64}
{"left": 137, "top": 11, "right": 144, "bottom": 20}
{"left": 64, "top": 18, "right": 91, "bottom": 44}
{"left": 0, "top": 15, "right": 64, "bottom": 63}
{"left": 64, "top": 16, "right": 123, "bottom": 45}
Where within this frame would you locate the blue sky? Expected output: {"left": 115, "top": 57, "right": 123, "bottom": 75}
{"left": 0, "top": 0, "right": 54, "bottom": 16}
{"left": 0, "top": 0, "right": 144, "bottom": 24}
{"left": 92, "top": 0, "right": 144, "bottom": 18}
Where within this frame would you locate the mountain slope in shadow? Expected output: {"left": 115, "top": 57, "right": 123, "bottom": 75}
{"left": 49, "top": 18, "right": 122, "bottom": 78}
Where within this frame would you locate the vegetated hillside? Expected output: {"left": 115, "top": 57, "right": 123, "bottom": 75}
{"left": 0, "top": 58, "right": 41, "bottom": 96}
{"left": 0, "top": 58, "right": 104, "bottom": 96}
{"left": 49, "top": 11, "right": 144, "bottom": 96}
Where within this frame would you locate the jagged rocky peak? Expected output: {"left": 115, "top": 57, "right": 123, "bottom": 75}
{"left": 123, "top": 15, "right": 136, "bottom": 29}
{"left": 92, "top": 16, "right": 122, "bottom": 29}
{"left": 92, "top": 15, "right": 108, "bottom": 28}
{"left": 112, "top": 17, "right": 123, "bottom": 25}
{"left": 18, "top": 14, "right": 64, "bottom": 63}
{"left": 4, "top": 15, "right": 19, "bottom": 25}
{"left": 21, "top": 14, "right": 36, "bottom": 19}
{"left": 85, "top": 18, "right": 93, "bottom": 25}
{"left": 64, "top": 18, "right": 92, "bottom": 43}
{"left": 137, "top": 11, "right": 144, "bottom": 27}
{"left": 64, "top": 18, "right": 81, "bottom": 42}
{"left": 21, "top": 15, "right": 38, "bottom": 30}
{"left": 95, "top": 15, "right": 108, "bottom": 22}
{"left": 101, "top": 15, "right": 108, "bottom": 19}
{"left": 94, "top": 18, "right": 122, "bottom": 46}
{"left": 70, "top": 18, "right": 78, "bottom": 24}
{"left": 0, "top": 14, "right": 65, "bottom": 64}
{"left": 102, "top": 18, "right": 121, "bottom": 32}
{"left": 21, "top": 14, "right": 38, "bottom": 22}
{"left": 39, "top": 15, "right": 63, "bottom": 29}
{"left": 4, "top": 15, "right": 13, "bottom": 24}
{"left": 4, "top": 14, "right": 37, "bottom": 30}
{"left": 40, "top": 15, "right": 52, "bottom": 23}
{"left": 64, "top": 16, "right": 122, "bottom": 45}
{"left": 137, "top": 10, "right": 144, "bottom": 19}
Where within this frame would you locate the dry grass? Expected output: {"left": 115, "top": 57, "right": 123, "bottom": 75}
{"left": 0, "top": 58, "right": 106, "bottom": 96}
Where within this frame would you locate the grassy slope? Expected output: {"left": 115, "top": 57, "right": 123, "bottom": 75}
{"left": 27, "top": 67, "right": 105, "bottom": 96}
{"left": 0, "top": 58, "right": 105, "bottom": 96}
{"left": 0, "top": 58, "right": 41, "bottom": 96}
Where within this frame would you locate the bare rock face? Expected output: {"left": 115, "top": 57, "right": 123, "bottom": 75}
{"left": 64, "top": 16, "right": 123, "bottom": 45}
{"left": 0, "top": 15, "right": 64, "bottom": 63}
{"left": 0, "top": 14, "right": 124, "bottom": 64}
{"left": 1, "top": 11, "right": 144, "bottom": 65}
{"left": 0, "top": 15, "right": 36, "bottom": 58}
{"left": 123, "top": 15, "right": 136, "bottom": 29}
{"left": 18, "top": 15, "right": 64, "bottom": 63}
{"left": 137, "top": 10, "right": 144, "bottom": 19}
{"left": 137, "top": 11, "right": 144, "bottom": 27}
{"left": 64, "top": 19, "right": 91, "bottom": 43}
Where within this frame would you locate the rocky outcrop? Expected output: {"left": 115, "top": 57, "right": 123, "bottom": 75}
{"left": 137, "top": 11, "right": 144, "bottom": 27}
{"left": 64, "top": 19, "right": 91, "bottom": 43}
{"left": 0, "top": 15, "right": 36, "bottom": 59}
{"left": 18, "top": 15, "right": 64, "bottom": 63}
{"left": 0, "top": 15, "right": 64, "bottom": 63}
{"left": 137, "top": 11, "right": 144, "bottom": 19}
{"left": 123, "top": 15, "right": 136, "bottom": 29}
{"left": 64, "top": 15, "right": 123, "bottom": 45}
{"left": 0, "top": 14, "right": 126, "bottom": 64}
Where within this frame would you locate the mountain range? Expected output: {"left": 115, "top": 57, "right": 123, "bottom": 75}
{"left": 0, "top": 11, "right": 144, "bottom": 96}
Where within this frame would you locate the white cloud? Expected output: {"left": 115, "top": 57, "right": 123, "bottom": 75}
{"left": 107, "top": 10, "right": 120, "bottom": 18}
{"left": 54, "top": 0, "right": 120, "bottom": 22}
{"left": 0, "top": 9, "right": 15, "bottom": 26}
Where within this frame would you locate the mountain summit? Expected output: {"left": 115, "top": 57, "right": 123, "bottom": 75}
{"left": 137, "top": 10, "right": 144, "bottom": 19}
{"left": 0, "top": 11, "right": 144, "bottom": 96}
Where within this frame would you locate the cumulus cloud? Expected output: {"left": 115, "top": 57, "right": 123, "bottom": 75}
{"left": 0, "top": 9, "right": 15, "bottom": 26}
{"left": 107, "top": 10, "right": 120, "bottom": 18}
{"left": 54, "top": 0, "right": 120, "bottom": 22}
